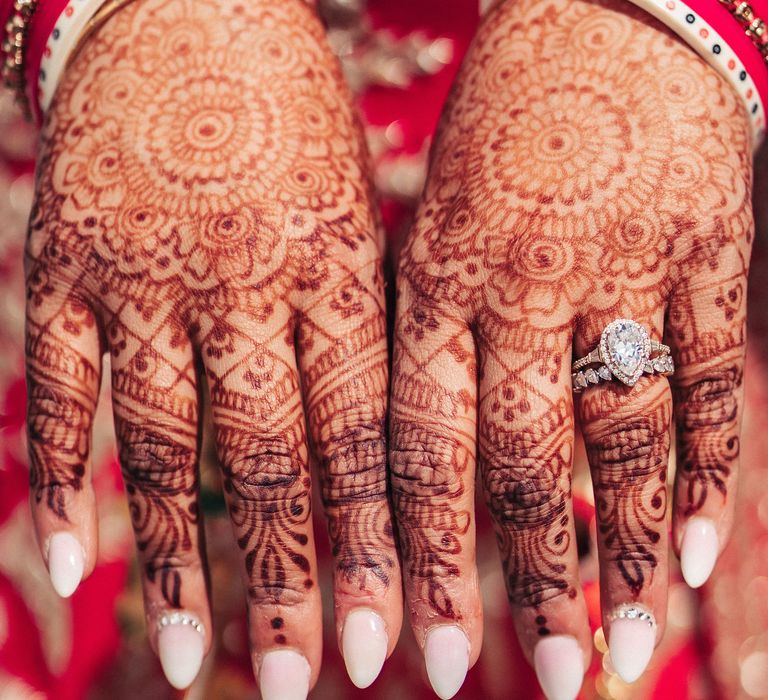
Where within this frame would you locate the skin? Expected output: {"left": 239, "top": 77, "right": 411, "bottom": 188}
{"left": 25, "top": 0, "right": 402, "bottom": 686}
{"left": 391, "top": 0, "right": 753, "bottom": 673}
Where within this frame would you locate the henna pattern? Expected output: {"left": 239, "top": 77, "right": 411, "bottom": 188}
{"left": 26, "top": 0, "right": 394, "bottom": 620}
{"left": 392, "top": 0, "right": 754, "bottom": 621}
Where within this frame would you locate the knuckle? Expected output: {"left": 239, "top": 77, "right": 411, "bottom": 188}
{"left": 328, "top": 501, "right": 396, "bottom": 588}
{"left": 389, "top": 421, "right": 470, "bottom": 501}
{"left": 318, "top": 413, "right": 387, "bottom": 505}
{"left": 246, "top": 575, "right": 310, "bottom": 608}
{"left": 676, "top": 365, "right": 741, "bottom": 432}
{"left": 482, "top": 429, "right": 570, "bottom": 529}
{"left": 223, "top": 436, "right": 308, "bottom": 505}
{"left": 485, "top": 464, "right": 568, "bottom": 530}
{"left": 27, "top": 383, "right": 92, "bottom": 438}
{"left": 506, "top": 576, "right": 571, "bottom": 609}
{"left": 586, "top": 409, "right": 671, "bottom": 481}
{"left": 118, "top": 424, "right": 196, "bottom": 488}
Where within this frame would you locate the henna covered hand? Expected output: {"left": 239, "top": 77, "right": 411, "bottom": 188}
{"left": 390, "top": 0, "right": 753, "bottom": 697}
{"left": 25, "top": 0, "right": 401, "bottom": 693}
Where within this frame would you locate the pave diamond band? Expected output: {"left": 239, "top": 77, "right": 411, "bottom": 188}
{"left": 572, "top": 354, "right": 674, "bottom": 392}
{"left": 572, "top": 319, "right": 673, "bottom": 391}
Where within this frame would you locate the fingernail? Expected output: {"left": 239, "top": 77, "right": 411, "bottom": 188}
{"left": 534, "top": 635, "right": 584, "bottom": 700}
{"left": 342, "top": 609, "right": 388, "bottom": 688}
{"left": 157, "top": 612, "right": 205, "bottom": 690}
{"left": 260, "top": 649, "right": 311, "bottom": 700}
{"left": 680, "top": 516, "right": 719, "bottom": 588}
{"left": 608, "top": 607, "right": 656, "bottom": 684}
{"left": 424, "top": 625, "right": 470, "bottom": 700}
{"left": 47, "top": 532, "right": 84, "bottom": 598}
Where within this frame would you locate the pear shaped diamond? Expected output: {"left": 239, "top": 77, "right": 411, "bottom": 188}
{"left": 599, "top": 319, "right": 650, "bottom": 386}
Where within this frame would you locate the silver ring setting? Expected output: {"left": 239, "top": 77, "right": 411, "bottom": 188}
{"left": 572, "top": 319, "right": 673, "bottom": 392}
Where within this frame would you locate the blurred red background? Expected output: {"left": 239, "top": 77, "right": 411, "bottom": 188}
{"left": 1, "top": 1, "right": 767, "bottom": 698}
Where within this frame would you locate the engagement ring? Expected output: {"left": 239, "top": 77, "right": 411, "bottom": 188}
{"left": 572, "top": 319, "right": 674, "bottom": 392}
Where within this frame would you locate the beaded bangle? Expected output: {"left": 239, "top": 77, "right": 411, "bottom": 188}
{"left": 36, "top": 0, "right": 129, "bottom": 115}
{"left": 629, "top": 0, "right": 767, "bottom": 149}
{"left": 718, "top": 1, "right": 768, "bottom": 64}
{"left": 1, "top": 0, "right": 37, "bottom": 119}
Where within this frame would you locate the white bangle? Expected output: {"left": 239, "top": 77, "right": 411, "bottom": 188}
{"left": 37, "top": 0, "right": 108, "bottom": 115}
{"left": 624, "top": 0, "right": 765, "bottom": 150}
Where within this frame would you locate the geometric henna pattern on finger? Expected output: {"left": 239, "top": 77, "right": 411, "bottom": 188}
{"left": 390, "top": 310, "right": 476, "bottom": 621}
{"left": 25, "top": 0, "right": 394, "bottom": 619}
{"left": 392, "top": 0, "right": 754, "bottom": 618}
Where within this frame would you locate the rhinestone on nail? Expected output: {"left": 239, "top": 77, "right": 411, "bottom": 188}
{"left": 612, "top": 606, "right": 656, "bottom": 628}
{"left": 157, "top": 612, "right": 204, "bottom": 635}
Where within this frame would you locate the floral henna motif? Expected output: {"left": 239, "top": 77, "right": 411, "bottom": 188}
{"left": 26, "top": 0, "right": 394, "bottom": 619}
{"left": 392, "top": 0, "right": 753, "bottom": 621}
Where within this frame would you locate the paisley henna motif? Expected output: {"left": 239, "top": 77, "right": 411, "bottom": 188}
{"left": 391, "top": 0, "right": 753, "bottom": 627}
{"left": 26, "top": 0, "right": 395, "bottom": 631}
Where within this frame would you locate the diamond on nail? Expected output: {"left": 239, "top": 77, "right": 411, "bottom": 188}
{"left": 158, "top": 612, "right": 204, "bottom": 635}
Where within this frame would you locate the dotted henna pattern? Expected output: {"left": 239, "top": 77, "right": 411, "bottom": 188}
{"left": 391, "top": 0, "right": 753, "bottom": 627}
{"left": 25, "top": 0, "right": 395, "bottom": 644}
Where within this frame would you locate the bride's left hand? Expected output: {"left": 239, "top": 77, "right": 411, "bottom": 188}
{"left": 389, "top": 1, "right": 755, "bottom": 697}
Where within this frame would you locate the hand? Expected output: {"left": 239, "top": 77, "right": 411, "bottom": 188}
{"left": 25, "top": 0, "right": 401, "bottom": 694}
{"left": 390, "top": 1, "right": 753, "bottom": 698}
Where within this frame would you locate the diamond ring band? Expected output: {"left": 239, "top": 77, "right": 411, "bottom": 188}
{"left": 572, "top": 319, "right": 674, "bottom": 392}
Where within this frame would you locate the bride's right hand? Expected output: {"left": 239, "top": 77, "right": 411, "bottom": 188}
{"left": 25, "top": 0, "right": 401, "bottom": 694}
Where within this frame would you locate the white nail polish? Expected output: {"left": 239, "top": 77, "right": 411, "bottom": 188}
{"left": 47, "top": 532, "right": 84, "bottom": 598}
{"left": 157, "top": 612, "right": 205, "bottom": 689}
{"left": 608, "top": 607, "right": 656, "bottom": 684}
{"left": 424, "top": 625, "right": 470, "bottom": 700}
{"left": 342, "top": 609, "right": 388, "bottom": 688}
{"left": 260, "top": 649, "right": 311, "bottom": 700}
{"left": 680, "top": 516, "right": 719, "bottom": 589}
{"left": 534, "top": 635, "right": 584, "bottom": 700}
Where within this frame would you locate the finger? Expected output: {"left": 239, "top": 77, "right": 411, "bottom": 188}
{"left": 576, "top": 311, "right": 671, "bottom": 685}
{"left": 200, "top": 306, "right": 320, "bottom": 698}
{"left": 477, "top": 321, "right": 590, "bottom": 700}
{"left": 108, "top": 310, "right": 210, "bottom": 690}
{"left": 390, "top": 269, "right": 480, "bottom": 700}
{"left": 25, "top": 279, "right": 100, "bottom": 599}
{"left": 667, "top": 219, "right": 751, "bottom": 589}
{"left": 296, "top": 244, "right": 402, "bottom": 689}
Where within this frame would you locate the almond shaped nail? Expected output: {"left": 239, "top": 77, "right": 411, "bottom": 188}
{"left": 680, "top": 516, "right": 719, "bottom": 589}
{"left": 157, "top": 613, "right": 205, "bottom": 689}
{"left": 342, "top": 609, "right": 388, "bottom": 688}
{"left": 424, "top": 625, "right": 469, "bottom": 700}
{"left": 608, "top": 609, "right": 656, "bottom": 684}
{"left": 47, "top": 532, "right": 84, "bottom": 598}
{"left": 260, "top": 649, "right": 310, "bottom": 700}
{"left": 534, "top": 635, "right": 584, "bottom": 700}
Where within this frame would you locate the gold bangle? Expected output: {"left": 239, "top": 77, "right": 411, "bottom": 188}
{"left": 719, "top": 0, "right": 768, "bottom": 65}
{"left": 65, "top": 0, "right": 136, "bottom": 70}
{"left": 2, "top": 0, "right": 38, "bottom": 119}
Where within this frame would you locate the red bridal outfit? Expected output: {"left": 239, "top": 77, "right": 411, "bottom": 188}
{"left": 0, "top": 1, "right": 766, "bottom": 698}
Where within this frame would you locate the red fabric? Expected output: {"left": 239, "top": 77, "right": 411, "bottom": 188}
{"left": 0, "top": 0, "right": 15, "bottom": 44}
